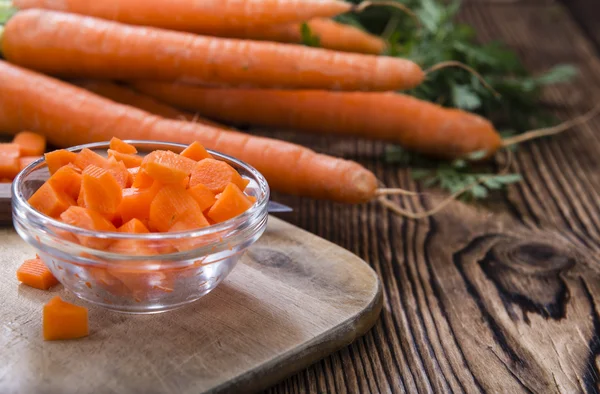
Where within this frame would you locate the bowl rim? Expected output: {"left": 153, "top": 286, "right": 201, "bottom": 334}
{"left": 12, "top": 140, "right": 270, "bottom": 241}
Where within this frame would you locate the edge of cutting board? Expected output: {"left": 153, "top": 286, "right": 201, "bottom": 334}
{"left": 0, "top": 183, "right": 10, "bottom": 224}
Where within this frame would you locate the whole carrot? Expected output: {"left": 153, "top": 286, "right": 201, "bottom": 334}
{"left": 0, "top": 9, "right": 424, "bottom": 92}
{"left": 131, "top": 83, "right": 503, "bottom": 159}
{"left": 0, "top": 60, "right": 378, "bottom": 203}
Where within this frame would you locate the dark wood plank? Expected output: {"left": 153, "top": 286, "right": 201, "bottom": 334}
{"left": 562, "top": 0, "right": 600, "bottom": 52}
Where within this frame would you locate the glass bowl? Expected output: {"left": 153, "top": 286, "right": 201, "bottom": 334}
{"left": 12, "top": 141, "right": 269, "bottom": 313}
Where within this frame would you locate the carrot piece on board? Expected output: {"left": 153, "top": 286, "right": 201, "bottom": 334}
{"left": 60, "top": 206, "right": 117, "bottom": 249}
{"left": 107, "top": 149, "right": 143, "bottom": 168}
{"left": 0, "top": 143, "right": 21, "bottom": 157}
{"left": 132, "top": 168, "right": 155, "bottom": 188}
{"left": 149, "top": 184, "right": 201, "bottom": 232}
{"left": 118, "top": 182, "right": 162, "bottom": 224}
{"left": 187, "top": 183, "right": 216, "bottom": 212}
{"left": 207, "top": 183, "right": 253, "bottom": 223}
{"left": 47, "top": 165, "right": 82, "bottom": 200}
{"left": 109, "top": 137, "right": 137, "bottom": 154}
{"left": 16, "top": 258, "right": 59, "bottom": 290}
{"left": 19, "top": 156, "right": 41, "bottom": 170}
{"left": 0, "top": 178, "right": 12, "bottom": 183}
{"left": 180, "top": 141, "right": 212, "bottom": 161}
{"left": 44, "top": 150, "right": 77, "bottom": 175}
{"left": 106, "top": 156, "right": 132, "bottom": 188}
{"left": 118, "top": 218, "right": 150, "bottom": 234}
{"left": 28, "top": 182, "right": 76, "bottom": 218}
{"left": 141, "top": 150, "right": 195, "bottom": 185}
{"left": 13, "top": 131, "right": 46, "bottom": 156}
{"left": 80, "top": 165, "right": 123, "bottom": 218}
{"left": 189, "top": 159, "right": 249, "bottom": 193}
{"left": 73, "top": 148, "right": 108, "bottom": 171}
{"left": 0, "top": 155, "right": 20, "bottom": 180}
{"left": 43, "top": 296, "right": 88, "bottom": 341}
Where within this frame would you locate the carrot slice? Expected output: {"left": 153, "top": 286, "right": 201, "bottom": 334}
{"left": 0, "top": 154, "right": 20, "bottom": 180}
{"left": 168, "top": 208, "right": 210, "bottom": 232}
{"left": 148, "top": 184, "right": 201, "bottom": 232}
{"left": 19, "top": 156, "right": 41, "bottom": 170}
{"left": 109, "top": 137, "right": 137, "bottom": 154}
{"left": 180, "top": 141, "right": 212, "bottom": 161}
{"left": 45, "top": 149, "right": 77, "bottom": 175}
{"left": 107, "top": 268, "right": 170, "bottom": 302}
{"left": 189, "top": 158, "right": 249, "bottom": 193}
{"left": 118, "top": 218, "right": 150, "bottom": 234}
{"left": 13, "top": 131, "right": 46, "bottom": 156}
{"left": 141, "top": 150, "right": 195, "bottom": 185}
{"left": 207, "top": 183, "right": 253, "bottom": 223}
{"left": 132, "top": 168, "right": 155, "bottom": 188}
{"left": 28, "top": 182, "right": 76, "bottom": 218}
{"left": 43, "top": 296, "right": 88, "bottom": 341}
{"left": 16, "top": 258, "right": 59, "bottom": 290}
{"left": 47, "top": 165, "right": 82, "bottom": 200}
{"left": 73, "top": 148, "right": 108, "bottom": 171}
{"left": 107, "top": 149, "right": 143, "bottom": 168}
{"left": 118, "top": 182, "right": 162, "bottom": 224}
{"left": 106, "top": 156, "right": 132, "bottom": 188}
{"left": 0, "top": 142, "right": 21, "bottom": 157}
{"left": 80, "top": 165, "right": 123, "bottom": 218}
{"left": 60, "top": 206, "right": 117, "bottom": 249}
{"left": 187, "top": 183, "right": 216, "bottom": 212}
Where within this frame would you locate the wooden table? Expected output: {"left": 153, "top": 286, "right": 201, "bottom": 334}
{"left": 263, "top": 0, "right": 600, "bottom": 392}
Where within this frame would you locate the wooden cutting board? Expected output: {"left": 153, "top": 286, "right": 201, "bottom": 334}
{"left": 0, "top": 213, "right": 382, "bottom": 394}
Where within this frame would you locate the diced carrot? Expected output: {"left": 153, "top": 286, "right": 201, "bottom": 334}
{"left": 0, "top": 178, "right": 12, "bottom": 183}
{"left": 107, "top": 149, "right": 143, "bottom": 168}
{"left": 187, "top": 183, "right": 216, "bottom": 212}
{"left": 0, "top": 143, "right": 21, "bottom": 157}
{"left": 60, "top": 206, "right": 117, "bottom": 249}
{"left": 16, "top": 258, "right": 59, "bottom": 290}
{"left": 141, "top": 150, "right": 196, "bottom": 185}
{"left": 88, "top": 267, "right": 128, "bottom": 296}
{"left": 181, "top": 175, "right": 190, "bottom": 189}
{"left": 128, "top": 166, "right": 140, "bottom": 177}
{"left": 43, "top": 296, "right": 88, "bottom": 341}
{"left": 207, "top": 183, "right": 253, "bottom": 223}
{"left": 132, "top": 168, "right": 154, "bottom": 188}
{"left": 169, "top": 208, "right": 210, "bottom": 232}
{"left": 28, "top": 182, "right": 76, "bottom": 218}
{"left": 118, "top": 218, "right": 150, "bottom": 234}
{"left": 45, "top": 149, "right": 77, "bottom": 175}
{"left": 13, "top": 131, "right": 46, "bottom": 156}
{"left": 0, "top": 154, "right": 20, "bottom": 180}
{"left": 73, "top": 148, "right": 108, "bottom": 171}
{"left": 180, "top": 141, "right": 212, "bottom": 161}
{"left": 189, "top": 158, "right": 249, "bottom": 193}
{"left": 106, "top": 156, "right": 132, "bottom": 188}
{"left": 118, "top": 182, "right": 162, "bottom": 224}
{"left": 107, "top": 268, "right": 170, "bottom": 302}
{"left": 109, "top": 137, "right": 137, "bottom": 154}
{"left": 47, "top": 165, "right": 82, "bottom": 200}
{"left": 19, "top": 156, "right": 41, "bottom": 170}
{"left": 80, "top": 165, "right": 123, "bottom": 218}
{"left": 149, "top": 184, "right": 202, "bottom": 232}
{"left": 247, "top": 195, "right": 257, "bottom": 204}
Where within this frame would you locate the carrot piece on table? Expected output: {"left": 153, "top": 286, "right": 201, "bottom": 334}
{"left": 132, "top": 169, "right": 155, "bottom": 188}
{"left": 106, "top": 156, "right": 132, "bottom": 188}
{"left": 43, "top": 296, "right": 88, "bottom": 341}
{"left": 45, "top": 150, "right": 77, "bottom": 175}
{"left": 47, "top": 165, "right": 82, "bottom": 200}
{"left": 107, "top": 149, "right": 143, "bottom": 168}
{"left": 12, "top": 131, "right": 46, "bottom": 156}
{"left": 0, "top": 155, "right": 20, "bottom": 180}
{"left": 3, "top": 10, "right": 424, "bottom": 92}
{"left": 80, "top": 165, "right": 123, "bottom": 218}
{"left": 207, "top": 183, "right": 253, "bottom": 223}
{"left": 187, "top": 183, "right": 216, "bottom": 212}
{"left": 189, "top": 159, "right": 249, "bottom": 194}
{"left": 17, "top": 258, "right": 59, "bottom": 290}
{"left": 180, "top": 141, "right": 212, "bottom": 161}
{"left": 73, "top": 148, "right": 108, "bottom": 171}
{"left": 118, "top": 218, "right": 150, "bottom": 234}
{"left": 149, "top": 184, "right": 202, "bottom": 232}
{"left": 109, "top": 137, "right": 137, "bottom": 154}
{"left": 19, "top": 156, "right": 41, "bottom": 170}
{"left": 28, "top": 182, "right": 76, "bottom": 218}
{"left": 0, "top": 143, "right": 21, "bottom": 157}
{"left": 141, "top": 150, "right": 195, "bottom": 185}
{"left": 118, "top": 183, "right": 162, "bottom": 224}
{"left": 0, "top": 178, "right": 12, "bottom": 183}
{"left": 60, "top": 206, "right": 117, "bottom": 248}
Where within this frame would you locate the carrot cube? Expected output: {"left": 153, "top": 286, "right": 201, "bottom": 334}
{"left": 43, "top": 296, "right": 89, "bottom": 341}
{"left": 73, "top": 148, "right": 108, "bottom": 171}
{"left": 60, "top": 206, "right": 117, "bottom": 249}
{"left": 168, "top": 208, "right": 210, "bottom": 232}
{"left": 118, "top": 218, "right": 150, "bottom": 234}
{"left": 107, "top": 149, "right": 143, "bottom": 168}
{"left": 13, "top": 131, "right": 46, "bottom": 156}
{"left": 19, "top": 156, "right": 41, "bottom": 170}
{"left": 109, "top": 137, "right": 137, "bottom": 154}
{"left": 106, "top": 156, "right": 132, "bottom": 188}
{"left": 0, "top": 154, "right": 20, "bottom": 180}
{"left": 0, "top": 143, "right": 21, "bottom": 158}
{"left": 189, "top": 159, "right": 249, "bottom": 193}
{"left": 180, "top": 141, "right": 212, "bottom": 161}
{"left": 47, "top": 165, "right": 82, "bottom": 200}
{"left": 141, "top": 150, "right": 195, "bottom": 185}
{"left": 118, "top": 183, "right": 161, "bottom": 224}
{"left": 187, "top": 183, "right": 216, "bottom": 212}
{"left": 28, "top": 182, "right": 76, "bottom": 218}
{"left": 16, "top": 258, "right": 59, "bottom": 290}
{"left": 207, "top": 183, "right": 253, "bottom": 223}
{"left": 80, "top": 165, "right": 123, "bottom": 218}
{"left": 148, "top": 184, "right": 202, "bottom": 232}
{"left": 45, "top": 150, "right": 77, "bottom": 175}
{"left": 132, "top": 168, "right": 155, "bottom": 188}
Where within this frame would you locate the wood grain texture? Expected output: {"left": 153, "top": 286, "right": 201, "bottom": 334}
{"left": 0, "top": 217, "right": 382, "bottom": 394}
{"left": 0, "top": 183, "right": 10, "bottom": 225}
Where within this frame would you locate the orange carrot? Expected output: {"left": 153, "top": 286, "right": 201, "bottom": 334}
{"left": 19, "top": 155, "right": 41, "bottom": 170}
{"left": 180, "top": 141, "right": 212, "bottom": 161}
{"left": 189, "top": 158, "right": 249, "bottom": 194}
{"left": 118, "top": 183, "right": 162, "bottom": 224}
{"left": 109, "top": 137, "right": 137, "bottom": 154}
{"left": 2, "top": 10, "right": 424, "bottom": 92}
{"left": 45, "top": 149, "right": 77, "bottom": 175}
{"left": 60, "top": 206, "right": 117, "bottom": 248}
{"left": 80, "top": 165, "right": 123, "bottom": 218}
{"left": 47, "top": 165, "right": 82, "bottom": 200}
{"left": 73, "top": 148, "right": 108, "bottom": 170}
{"left": 132, "top": 169, "right": 155, "bottom": 189}
{"left": 148, "top": 184, "right": 201, "bottom": 232}
{"left": 106, "top": 156, "right": 133, "bottom": 188}
{"left": 17, "top": 258, "right": 59, "bottom": 290}
{"left": 12, "top": 131, "right": 46, "bottom": 156}
{"left": 13, "top": 0, "right": 355, "bottom": 32}
{"left": 141, "top": 150, "right": 196, "bottom": 185}
{"left": 43, "top": 296, "right": 89, "bottom": 341}
{"left": 133, "top": 84, "right": 504, "bottom": 159}
{"left": 168, "top": 208, "right": 210, "bottom": 232}
{"left": 0, "top": 60, "right": 378, "bottom": 203}
{"left": 108, "top": 149, "right": 143, "bottom": 168}
{"left": 28, "top": 182, "right": 75, "bottom": 218}
{"left": 0, "top": 144, "right": 20, "bottom": 179}
{"left": 118, "top": 218, "right": 150, "bottom": 234}
{"left": 207, "top": 183, "right": 254, "bottom": 223}
{"left": 187, "top": 184, "right": 216, "bottom": 212}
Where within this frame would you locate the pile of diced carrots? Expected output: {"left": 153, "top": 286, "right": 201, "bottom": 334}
{"left": 0, "top": 131, "right": 46, "bottom": 182}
